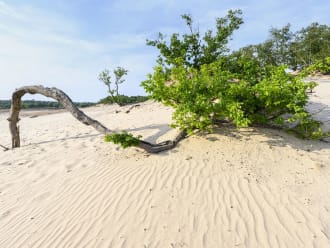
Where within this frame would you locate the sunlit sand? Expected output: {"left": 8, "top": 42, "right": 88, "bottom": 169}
{"left": 0, "top": 77, "right": 329, "bottom": 247}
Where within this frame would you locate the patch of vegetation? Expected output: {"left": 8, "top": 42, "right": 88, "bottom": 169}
{"left": 104, "top": 131, "right": 142, "bottom": 148}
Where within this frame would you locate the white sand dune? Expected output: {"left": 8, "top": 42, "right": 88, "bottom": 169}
{"left": 0, "top": 80, "right": 330, "bottom": 248}
{"left": 306, "top": 76, "right": 330, "bottom": 135}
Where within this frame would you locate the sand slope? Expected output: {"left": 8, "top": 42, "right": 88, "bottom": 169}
{"left": 0, "top": 81, "right": 330, "bottom": 247}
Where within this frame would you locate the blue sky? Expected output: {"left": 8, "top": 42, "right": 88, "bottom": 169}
{"left": 1, "top": 0, "right": 329, "bottom": 102}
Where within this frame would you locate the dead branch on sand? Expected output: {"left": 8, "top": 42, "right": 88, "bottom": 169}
{"left": 0, "top": 144, "right": 9, "bottom": 151}
{"left": 8, "top": 85, "right": 186, "bottom": 153}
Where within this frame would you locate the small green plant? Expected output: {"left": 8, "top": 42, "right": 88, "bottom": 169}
{"left": 98, "top": 67, "right": 128, "bottom": 105}
{"left": 306, "top": 81, "right": 318, "bottom": 93}
{"left": 104, "top": 131, "right": 142, "bottom": 148}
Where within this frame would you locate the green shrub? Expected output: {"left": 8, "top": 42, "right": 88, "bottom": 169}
{"left": 104, "top": 132, "right": 142, "bottom": 148}
{"left": 142, "top": 10, "right": 328, "bottom": 139}
{"left": 142, "top": 59, "right": 325, "bottom": 138}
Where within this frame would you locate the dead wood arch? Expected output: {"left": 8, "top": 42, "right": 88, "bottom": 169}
{"left": 8, "top": 85, "right": 186, "bottom": 153}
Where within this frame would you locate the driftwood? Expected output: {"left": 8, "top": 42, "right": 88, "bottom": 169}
{"left": 8, "top": 85, "right": 186, "bottom": 153}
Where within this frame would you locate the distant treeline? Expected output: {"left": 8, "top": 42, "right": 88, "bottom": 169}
{"left": 234, "top": 22, "right": 330, "bottom": 70}
{"left": 0, "top": 95, "right": 149, "bottom": 109}
{"left": 0, "top": 100, "right": 95, "bottom": 109}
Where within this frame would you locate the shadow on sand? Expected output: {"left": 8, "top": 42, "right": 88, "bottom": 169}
{"left": 203, "top": 125, "right": 330, "bottom": 153}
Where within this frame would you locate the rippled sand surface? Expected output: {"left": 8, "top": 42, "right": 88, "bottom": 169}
{"left": 0, "top": 79, "right": 329, "bottom": 247}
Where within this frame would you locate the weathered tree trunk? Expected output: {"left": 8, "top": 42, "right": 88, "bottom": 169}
{"left": 8, "top": 85, "right": 186, "bottom": 153}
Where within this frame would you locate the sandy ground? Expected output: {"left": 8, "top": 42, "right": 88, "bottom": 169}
{"left": 0, "top": 79, "right": 330, "bottom": 248}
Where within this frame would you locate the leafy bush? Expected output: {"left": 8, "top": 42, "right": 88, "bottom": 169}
{"left": 142, "top": 11, "right": 328, "bottom": 139}
{"left": 142, "top": 60, "right": 324, "bottom": 138}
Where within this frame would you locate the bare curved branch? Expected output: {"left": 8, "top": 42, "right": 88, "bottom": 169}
{"left": 8, "top": 85, "right": 186, "bottom": 153}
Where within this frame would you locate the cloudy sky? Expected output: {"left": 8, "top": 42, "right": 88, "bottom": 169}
{"left": 1, "top": 0, "right": 329, "bottom": 102}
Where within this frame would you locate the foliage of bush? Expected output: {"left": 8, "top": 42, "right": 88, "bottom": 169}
{"left": 104, "top": 131, "right": 141, "bottom": 148}
{"left": 142, "top": 10, "right": 328, "bottom": 140}
{"left": 146, "top": 9, "right": 243, "bottom": 70}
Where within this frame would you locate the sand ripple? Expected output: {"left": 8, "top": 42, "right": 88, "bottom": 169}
{"left": 0, "top": 95, "right": 330, "bottom": 247}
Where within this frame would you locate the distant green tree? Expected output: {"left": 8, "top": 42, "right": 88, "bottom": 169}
{"left": 98, "top": 67, "right": 128, "bottom": 105}
{"left": 236, "top": 22, "right": 330, "bottom": 70}
{"left": 293, "top": 23, "right": 330, "bottom": 67}
{"left": 237, "top": 24, "right": 293, "bottom": 68}
{"left": 268, "top": 24, "right": 294, "bottom": 66}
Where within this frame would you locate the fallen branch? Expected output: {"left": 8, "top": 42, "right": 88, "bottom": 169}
{"left": 309, "top": 106, "right": 328, "bottom": 116}
{"left": 138, "top": 130, "right": 187, "bottom": 153}
{"left": 125, "top": 104, "right": 140, "bottom": 113}
{"left": 0, "top": 144, "right": 9, "bottom": 151}
{"left": 8, "top": 85, "right": 186, "bottom": 153}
